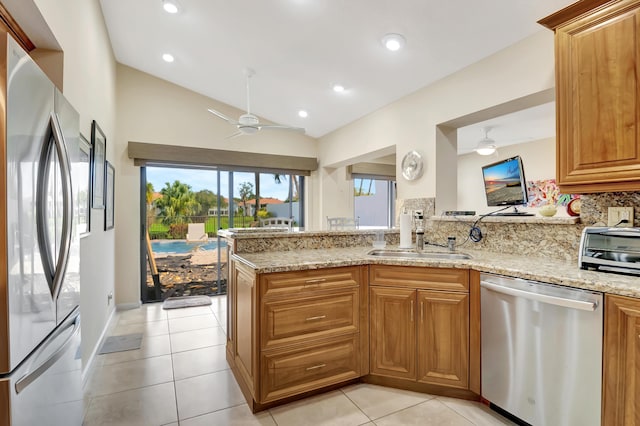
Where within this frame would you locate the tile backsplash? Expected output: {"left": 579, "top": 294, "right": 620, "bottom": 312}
{"left": 395, "top": 197, "right": 435, "bottom": 226}
{"left": 580, "top": 192, "right": 640, "bottom": 226}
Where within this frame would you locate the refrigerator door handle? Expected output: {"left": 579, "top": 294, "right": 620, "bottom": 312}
{"left": 50, "top": 112, "right": 73, "bottom": 301}
{"left": 15, "top": 308, "right": 80, "bottom": 394}
{"left": 36, "top": 121, "right": 56, "bottom": 294}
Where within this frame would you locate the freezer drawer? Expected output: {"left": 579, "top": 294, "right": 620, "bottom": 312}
{"left": 1, "top": 308, "right": 83, "bottom": 426}
{"left": 480, "top": 273, "right": 603, "bottom": 426}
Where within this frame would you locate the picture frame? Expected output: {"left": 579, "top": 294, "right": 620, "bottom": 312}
{"left": 77, "top": 134, "right": 92, "bottom": 235}
{"left": 91, "top": 120, "right": 106, "bottom": 209}
{"left": 105, "top": 161, "right": 115, "bottom": 230}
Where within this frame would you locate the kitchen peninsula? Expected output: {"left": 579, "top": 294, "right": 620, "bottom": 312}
{"left": 220, "top": 225, "right": 640, "bottom": 421}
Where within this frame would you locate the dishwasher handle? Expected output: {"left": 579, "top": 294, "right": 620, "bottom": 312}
{"left": 480, "top": 280, "right": 598, "bottom": 312}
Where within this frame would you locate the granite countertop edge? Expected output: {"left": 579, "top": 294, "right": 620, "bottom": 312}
{"left": 231, "top": 246, "right": 640, "bottom": 299}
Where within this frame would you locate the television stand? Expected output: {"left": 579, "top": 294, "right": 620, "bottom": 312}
{"left": 492, "top": 207, "right": 534, "bottom": 216}
{"left": 493, "top": 212, "right": 535, "bottom": 216}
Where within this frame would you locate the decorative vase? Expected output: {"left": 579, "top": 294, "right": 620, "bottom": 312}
{"left": 539, "top": 204, "right": 558, "bottom": 217}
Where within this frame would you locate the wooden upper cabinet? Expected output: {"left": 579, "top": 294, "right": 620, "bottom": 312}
{"left": 539, "top": 0, "right": 640, "bottom": 193}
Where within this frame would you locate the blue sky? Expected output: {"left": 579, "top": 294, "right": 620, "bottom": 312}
{"left": 146, "top": 167, "right": 293, "bottom": 200}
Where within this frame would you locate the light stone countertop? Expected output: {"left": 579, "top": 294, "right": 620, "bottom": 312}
{"left": 232, "top": 245, "right": 640, "bottom": 299}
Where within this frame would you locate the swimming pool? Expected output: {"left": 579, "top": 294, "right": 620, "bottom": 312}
{"left": 150, "top": 240, "right": 227, "bottom": 254}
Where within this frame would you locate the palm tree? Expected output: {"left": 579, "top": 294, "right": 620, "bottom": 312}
{"left": 274, "top": 174, "right": 299, "bottom": 200}
{"left": 155, "top": 180, "right": 200, "bottom": 225}
{"left": 145, "top": 182, "right": 156, "bottom": 226}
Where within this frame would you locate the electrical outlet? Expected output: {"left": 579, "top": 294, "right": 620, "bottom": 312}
{"left": 607, "top": 207, "right": 634, "bottom": 227}
{"left": 107, "top": 292, "right": 113, "bottom": 306}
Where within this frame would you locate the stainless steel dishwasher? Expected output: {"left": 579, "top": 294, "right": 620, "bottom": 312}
{"left": 480, "top": 273, "right": 603, "bottom": 426}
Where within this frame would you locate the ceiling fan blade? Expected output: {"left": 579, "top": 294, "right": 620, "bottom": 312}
{"left": 258, "top": 124, "right": 306, "bottom": 133}
{"left": 207, "top": 108, "right": 238, "bottom": 124}
{"left": 224, "top": 131, "right": 244, "bottom": 140}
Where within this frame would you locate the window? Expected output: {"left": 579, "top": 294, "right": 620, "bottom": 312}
{"left": 354, "top": 178, "right": 396, "bottom": 228}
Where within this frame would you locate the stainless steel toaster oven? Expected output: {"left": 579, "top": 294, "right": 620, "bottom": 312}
{"left": 579, "top": 227, "right": 640, "bottom": 275}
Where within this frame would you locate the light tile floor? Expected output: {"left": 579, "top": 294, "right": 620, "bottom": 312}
{"left": 83, "top": 295, "right": 515, "bottom": 426}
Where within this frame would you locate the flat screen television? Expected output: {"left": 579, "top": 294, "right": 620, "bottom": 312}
{"left": 481, "top": 155, "right": 529, "bottom": 208}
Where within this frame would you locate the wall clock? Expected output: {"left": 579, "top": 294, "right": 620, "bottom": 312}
{"left": 401, "top": 150, "right": 424, "bottom": 181}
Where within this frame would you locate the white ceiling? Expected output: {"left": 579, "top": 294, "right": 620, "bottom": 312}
{"left": 98, "top": 0, "right": 574, "bottom": 139}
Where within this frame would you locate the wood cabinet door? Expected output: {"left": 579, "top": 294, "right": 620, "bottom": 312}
{"left": 370, "top": 287, "right": 416, "bottom": 380}
{"left": 554, "top": 0, "right": 640, "bottom": 193}
{"left": 235, "top": 262, "right": 258, "bottom": 398}
{"left": 603, "top": 294, "right": 640, "bottom": 425}
{"left": 416, "top": 290, "right": 469, "bottom": 389}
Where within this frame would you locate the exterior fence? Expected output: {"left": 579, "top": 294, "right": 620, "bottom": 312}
{"left": 147, "top": 215, "right": 257, "bottom": 239}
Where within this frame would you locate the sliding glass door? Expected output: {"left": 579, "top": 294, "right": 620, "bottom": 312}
{"left": 140, "top": 166, "right": 304, "bottom": 302}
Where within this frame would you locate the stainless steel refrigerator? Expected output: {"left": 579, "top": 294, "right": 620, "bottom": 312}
{"left": 0, "top": 30, "right": 83, "bottom": 425}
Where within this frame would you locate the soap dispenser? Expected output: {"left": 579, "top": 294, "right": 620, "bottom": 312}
{"left": 414, "top": 210, "right": 424, "bottom": 252}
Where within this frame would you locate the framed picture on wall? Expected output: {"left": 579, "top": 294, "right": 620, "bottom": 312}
{"left": 105, "top": 161, "right": 115, "bottom": 230}
{"left": 78, "top": 133, "right": 92, "bottom": 235}
{"left": 91, "top": 120, "right": 106, "bottom": 209}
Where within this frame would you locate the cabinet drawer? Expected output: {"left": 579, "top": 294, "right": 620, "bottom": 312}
{"left": 260, "top": 335, "right": 360, "bottom": 403}
{"left": 262, "top": 290, "right": 359, "bottom": 349}
{"left": 261, "top": 266, "right": 360, "bottom": 299}
{"left": 370, "top": 265, "right": 468, "bottom": 292}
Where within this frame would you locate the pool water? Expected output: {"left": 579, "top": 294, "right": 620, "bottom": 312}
{"left": 151, "top": 240, "right": 227, "bottom": 254}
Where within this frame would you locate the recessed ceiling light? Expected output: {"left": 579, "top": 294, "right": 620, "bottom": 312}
{"left": 333, "top": 84, "right": 345, "bottom": 93}
{"left": 162, "top": 53, "right": 174, "bottom": 63}
{"left": 298, "top": 110, "right": 308, "bottom": 118}
{"left": 162, "top": 0, "right": 179, "bottom": 14}
{"left": 382, "top": 33, "right": 406, "bottom": 51}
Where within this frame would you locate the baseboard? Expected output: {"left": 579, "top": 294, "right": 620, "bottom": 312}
{"left": 116, "top": 301, "right": 142, "bottom": 311}
{"left": 81, "top": 307, "right": 116, "bottom": 387}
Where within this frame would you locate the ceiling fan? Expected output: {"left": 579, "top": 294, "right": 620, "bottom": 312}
{"left": 207, "top": 68, "right": 305, "bottom": 138}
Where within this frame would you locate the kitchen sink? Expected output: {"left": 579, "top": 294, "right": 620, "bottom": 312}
{"left": 367, "top": 249, "right": 472, "bottom": 260}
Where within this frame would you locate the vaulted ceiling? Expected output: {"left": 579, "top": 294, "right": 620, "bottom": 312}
{"left": 99, "top": 0, "right": 574, "bottom": 141}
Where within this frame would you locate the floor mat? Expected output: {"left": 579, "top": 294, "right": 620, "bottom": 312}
{"left": 162, "top": 295, "right": 212, "bottom": 310}
{"left": 99, "top": 333, "right": 143, "bottom": 354}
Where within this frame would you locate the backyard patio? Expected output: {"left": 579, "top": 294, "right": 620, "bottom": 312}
{"left": 146, "top": 246, "right": 228, "bottom": 299}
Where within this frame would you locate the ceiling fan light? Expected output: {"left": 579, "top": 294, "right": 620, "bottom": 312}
{"left": 239, "top": 126, "right": 259, "bottom": 135}
{"left": 162, "top": 0, "right": 179, "bottom": 13}
{"left": 475, "top": 138, "right": 497, "bottom": 155}
{"left": 382, "top": 33, "right": 406, "bottom": 51}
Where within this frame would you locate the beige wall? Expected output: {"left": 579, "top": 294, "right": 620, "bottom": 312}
{"left": 457, "top": 138, "right": 561, "bottom": 215}
{"left": 114, "top": 64, "right": 318, "bottom": 304}
{"left": 318, "top": 30, "right": 556, "bottom": 217}
{"left": 25, "top": 0, "right": 118, "bottom": 373}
